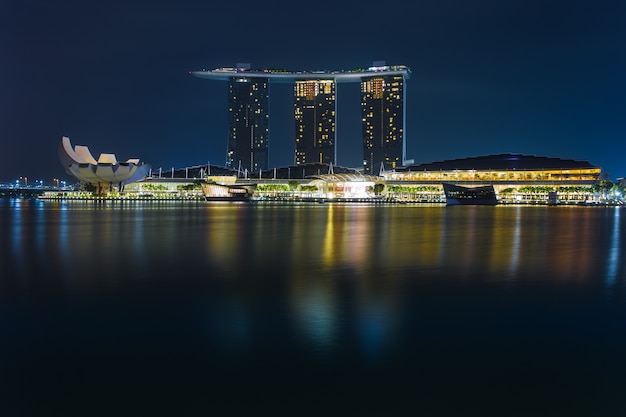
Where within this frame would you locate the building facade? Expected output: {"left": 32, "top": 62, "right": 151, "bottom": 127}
{"left": 294, "top": 80, "right": 336, "bottom": 165}
{"left": 227, "top": 77, "right": 269, "bottom": 173}
{"left": 361, "top": 74, "right": 406, "bottom": 175}
{"left": 382, "top": 154, "right": 604, "bottom": 203}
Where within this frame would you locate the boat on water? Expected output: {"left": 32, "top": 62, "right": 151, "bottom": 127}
{"left": 200, "top": 182, "right": 256, "bottom": 201}
{"left": 442, "top": 183, "right": 498, "bottom": 205}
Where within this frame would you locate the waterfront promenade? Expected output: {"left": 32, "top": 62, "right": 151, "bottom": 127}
{"left": 0, "top": 184, "right": 72, "bottom": 198}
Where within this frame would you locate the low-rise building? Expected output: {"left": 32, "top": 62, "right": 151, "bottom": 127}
{"left": 382, "top": 153, "right": 604, "bottom": 204}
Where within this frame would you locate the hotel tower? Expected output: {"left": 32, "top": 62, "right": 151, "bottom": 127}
{"left": 192, "top": 63, "right": 410, "bottom": 174}
{"left": 226, "top": 67, "right": 269, "bottom": 172}
{"left": 361, "top": 73, "right": 406, "bottom": 174}
{"left": 294, "top": 80, "right": 336, "bottom": 165}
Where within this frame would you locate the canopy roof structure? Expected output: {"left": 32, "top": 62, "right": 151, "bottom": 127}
{"left": 310, "top": 173, "right": 381, "bottom": 183}
{"left": 58, "top": 136, "right": 150, "bottom": 185}
{"left": 398, "top": 153, "right": 598, "bottom": 172}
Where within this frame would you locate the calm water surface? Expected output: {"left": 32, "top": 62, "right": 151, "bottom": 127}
{"left": 1, "top": 198, "right": 626, "bottom": 416}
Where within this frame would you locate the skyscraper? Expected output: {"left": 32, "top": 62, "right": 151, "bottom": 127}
{"left": 294, "top": 80, "right": 336, "bottom": 165}
{"left": 227, "top": 76, "right": 269, "bottom": 173}
{"left": 361, "top": 74, "right": 406, "bottom": 175}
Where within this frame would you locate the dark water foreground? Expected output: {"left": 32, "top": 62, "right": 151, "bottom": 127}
{"left": 1, "top": 198, "right": 626, "bottom": 416}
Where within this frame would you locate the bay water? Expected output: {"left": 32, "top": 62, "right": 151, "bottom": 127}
{"left": 1, "top": 198, "right": 625, "bottom": 416}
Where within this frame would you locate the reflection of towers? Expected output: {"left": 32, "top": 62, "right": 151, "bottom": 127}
{"left": 294, "top": 80, "right": 336, "bottom": 165}
{"left": 227, "top": 77, "right": 269, "bottom": 172}
{"left": 361, "top": 74, "right": 406, "bottom": 175}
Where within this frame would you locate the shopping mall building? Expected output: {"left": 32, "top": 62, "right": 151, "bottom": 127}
{"left": 381, "top": 153, "right": 604, "bottom": 203}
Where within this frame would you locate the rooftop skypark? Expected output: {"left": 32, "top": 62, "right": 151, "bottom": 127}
{"left": 191, "top": 63, "right": 411, "bottom": 83}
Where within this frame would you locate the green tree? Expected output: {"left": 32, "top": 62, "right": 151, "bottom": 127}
{"left": 592, "top": 180, "right": 614, "bottom": 192}
{"left": 257, "top": 184, "right": 290, "bottom": 192}
{"left": 177, "top": 184, "right": 197, "bottom": 191}
{"left": 592, "top": 180, "right": 614, "bottom": 199}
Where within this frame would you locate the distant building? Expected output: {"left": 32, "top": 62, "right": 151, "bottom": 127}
{"left": 361, "top": 72, "right": 407, "bottom": 175}
{"left": 294, "top": 80, "right": 336, "bottom": 165}
{"left": 227, "top": 74, "right": 269, "bottom": 173}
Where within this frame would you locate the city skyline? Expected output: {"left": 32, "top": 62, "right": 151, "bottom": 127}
{"left": 1, "top": 0, "right": 625, "bottom": 181}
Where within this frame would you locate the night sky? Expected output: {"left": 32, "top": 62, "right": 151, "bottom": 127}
{"left": 2, "top": 0, "right": 625, "bottom": 183}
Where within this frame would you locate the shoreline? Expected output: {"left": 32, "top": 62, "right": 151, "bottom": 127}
{"left": 18, "top": 194, "right": 624, "bottom": 207}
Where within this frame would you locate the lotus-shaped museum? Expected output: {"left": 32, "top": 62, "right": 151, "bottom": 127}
{"left": 58, "top": 136, "right": 150, "bottom": 187}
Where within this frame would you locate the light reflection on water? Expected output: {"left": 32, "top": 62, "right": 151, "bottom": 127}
{"left": 2, "top": 201, "right": 626, "bottom": 327}
{"left": 2, "top": 199, "right": 626, "bottom": 415}
{"left": 607, "top": 207, "right": 621, "bottom": 288}
{"left": 2, "top": 200, "right": 626, "bottom": 311}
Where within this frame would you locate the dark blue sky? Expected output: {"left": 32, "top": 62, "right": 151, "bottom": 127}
{"left": 1, "top": 0, "right": 625, "bottom": 182}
